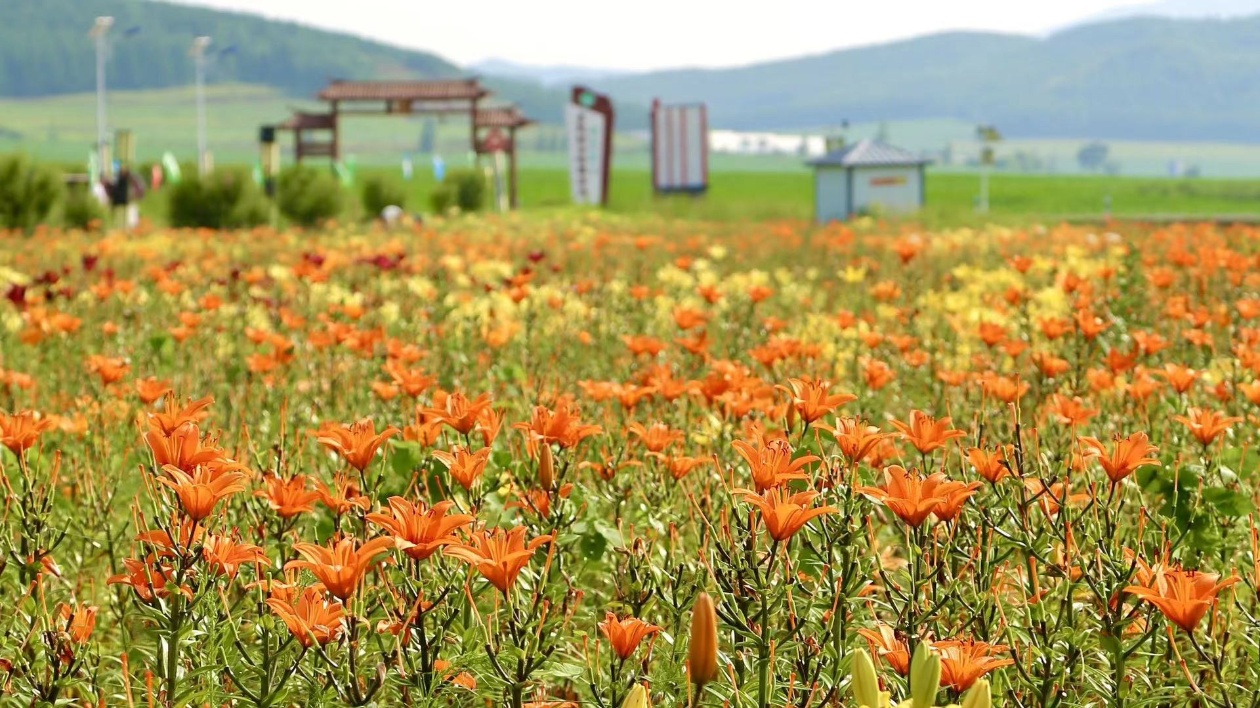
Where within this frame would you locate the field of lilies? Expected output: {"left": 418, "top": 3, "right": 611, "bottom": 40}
{"left": 1, "top": 214, "right": 1259, "bottom": 708}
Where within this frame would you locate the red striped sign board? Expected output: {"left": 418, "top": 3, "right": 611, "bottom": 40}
{"left": 651, "top": 100, "right": 708, "bottom": 194}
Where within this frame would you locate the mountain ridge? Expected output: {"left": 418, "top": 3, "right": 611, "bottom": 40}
{"left": 590, "top": 17, "right": 1260, "bottom": 142}
{"left": 4, "top": 1, "right": 1260, "bottom": 142}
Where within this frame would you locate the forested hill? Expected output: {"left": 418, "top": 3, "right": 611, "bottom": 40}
{"left": 0, "top": 0, "right": 568, "bottom": 122}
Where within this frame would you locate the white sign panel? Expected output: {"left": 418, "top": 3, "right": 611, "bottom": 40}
{"left": 652, "top": 102, "right": 709, "bottom": 193}
{"left": 566, "top": 103, "right": 608, "bottom": 206}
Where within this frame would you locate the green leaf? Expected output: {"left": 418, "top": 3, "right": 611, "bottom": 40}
{"left": 390, "top": 440, "right": 423, "bottom": 477}
{"left": 580, "top": 530, "right": 608, "bottom": 561}
{"left": 1203, "top": 487, "right": 1253, "bottom": 517}
{"left": 594, "top": 518, "right": 624, "bottom": 548}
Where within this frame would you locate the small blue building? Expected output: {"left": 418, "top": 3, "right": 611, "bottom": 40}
{"left": 808, "top": 139, "right": 930, "bottom": 222}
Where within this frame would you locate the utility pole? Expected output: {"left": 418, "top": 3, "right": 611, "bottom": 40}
{"left": 976, "top": 124, "right": 1002, "bottom": 215}
{"left": 91, "top": 16, "right": 114, "bottom": 179}
{"left": 192, "top": 36, "right": 212, "bottom": 176}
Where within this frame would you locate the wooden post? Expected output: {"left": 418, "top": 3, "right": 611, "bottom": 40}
{"left": 508, "top": 127, "right": 519, "bottom": 209}
{"left": 331, "top": 101, "right": 340, "bottom": 162}
{"left": 470, "top": 97, "right": 480, "bottom": 163}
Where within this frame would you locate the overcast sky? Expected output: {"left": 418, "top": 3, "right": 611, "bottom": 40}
{"left": 168, "top": 0, "right": 1154, "bottom": 71}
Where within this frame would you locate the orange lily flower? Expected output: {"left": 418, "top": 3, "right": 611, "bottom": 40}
{"left": 0, "top": 410, "right": 54, "bottom": 456}
{"left": 623, "top": 335, "right": 667, "bottom": 357}
{"left": 734, "top": 487, "right": 837, "bottom": 541}
{"left": 286, "top": 536, "right": 394, "bottom": 600}
{"left": 935, "top": 640, "right": 1015, "bottom": 692}
{"left": 1173, "top": 407, "right": 1242, "bottom": 446}
{"left": 1078, "top": 432, "right": 1160, "bottom": 483}
{"left": 1155, "top": 363, "right": 1199, "bottom": 394}
{"left": 1044, "top": 394, "right": 1099, "bottom": 427}
{"left": 444, "top": 526, "right": 552, "bottom": 596}
{"left": 266, "top": 586, "right": 347, "bottom": 648}
{"left": 85, "top": 355, "right": 130, "bottom": 385}
{"left": 159, "top": 464, "right": 248, "bottom": 522}
{"left": 598, "top": 612, "right": 661, "bottom": 660}
{"left": 863, "top": 358, "right": 897, "bottom": 391}
{"left": 136, "top": 515, "right": 205, "bottom": 556}
{"left": 144, "top": 424, "right": 228, "bottom": 473}
{"left": 426, "top": 391, "right": 493, "bottom": 436}
{"left": 856, "top": 465, "right": 948, "bottom": 527}
{"left": 366, "top": 497, "right": 474, "bottom": 561}
{"left": 781, "top": 377, "right": 857, "bottom": 424}
{"left": 316, "top": 418, "right": 400, "bottom": 472}
{"left": 514, "top": 401, "right": 602, "bottom": 454}
{"left": 890, "top": 410, "right": 966, "bottom": 455}
{"left": 201, "top": 534, "right": 270, "bottom": 579}
{"left": 1125, "top": 564, "right": 1240, "bottom": 633}
{"left": 57, "top": 603, "right": 98, "bottom": 645}
{"left": 652, "top": 454, "right": 709, "bottom": 481}
{"left": 256, "top": 474, "right": 321, "bottom": 518}
{"left": 1024, "top": 478, "right": 1090, "bottom": 517}
{"left": 731, "top": 438, "right": 819, "bottom": 492}
{"left": 384, "top": 360, "right": 437, "bottom": 398}
{"left": 476, "top": 407, "right": 505, "bottom": 447}
{"left": 145, "top": 395, "right": 214, "bottom": 436}
{"left": 134, "top": 377, "right": 173, "bottom": 405}
{"left": 315, "top": 473, "right": 371, "bottom": 516}
{"left": 432, "top": 446, "right": 492, "bottom": 490}
{"left": 857, "top": 624, "right": 911, "bottom": 675}
{"left": 628, "top": 421, "right": 684, "bottom": 454}
{"left": 966, "top": 446, "right": 1012, "bottom": 484}
{"left": 824, "top": 416, "right": 892, "bottom": 466}
{"left": 107, "top": 556, "right": 192, "bottom": 602}
{"left": 932, "top": 478, "right": 983, "bottom": 522}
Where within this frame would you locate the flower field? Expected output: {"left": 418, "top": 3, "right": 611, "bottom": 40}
{"left": 1, "top": 215, "right": 1259, "bottom": 707}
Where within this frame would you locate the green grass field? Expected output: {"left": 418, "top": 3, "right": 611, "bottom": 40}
{"left": 118, "top": 166, "right": 1260, "bottom": 227}
{"left": 8, "top": 84, "right": 1260, "bottom": 179}
{"left": 7, "top": 84, "right": 1260, "bottom": 226}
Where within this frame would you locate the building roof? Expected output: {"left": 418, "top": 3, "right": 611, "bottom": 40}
{"left": 808, "top": 139, "right": 931, "bottom": 168}
{"left": 275, "top": 111, "right": 337, "bottom": 131}
{"left": 474, "top": 107, "right": 533, "bottom": 129}
{"left": 318, "top": 79, "right": 489, "bottom": 102}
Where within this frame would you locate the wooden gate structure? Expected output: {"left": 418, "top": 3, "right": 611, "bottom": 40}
{"left": 272, "top": 79, "right": 533, "bottom": 208}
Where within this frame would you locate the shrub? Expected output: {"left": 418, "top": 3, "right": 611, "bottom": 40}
{"left": 428, "top": 169, "right": 487, "bottom": 215}
{"left": 62, "top": 186, "right": 104, "bottom": 230}
{"left": 361, "top": 175, "right": 407, "bottom": 219}
{"left": 0, "top": 154, "right": 60, "bottom": 231}
{"left": 429, "top": 183, "right": 457, "bottom": 214}
{"left": 276, "top": 165, "right": 344, "bottom": 228}
{"left": 167, "top": 171, "right": 269, "bottom": 230}
{"left": 450, "top": 169, "right": 488, "bottom": 213}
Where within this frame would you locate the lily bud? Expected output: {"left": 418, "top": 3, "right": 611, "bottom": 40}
{"left": 850, "top": 648, "right": 882, "bottom": 708}
{"left": 539, "top": 443, "right": 555, "bottom": 491}
{"left": 620, "top": 684, "right": 651, "bottom": 708}
{"left": 960, "top": 679, "right": 991, "bottom": 708}
{"left": 688, "top": 591, "right": 719, "bottom": 687}
{"left": 909, "top": 642, "right": 941, "bottom": 708}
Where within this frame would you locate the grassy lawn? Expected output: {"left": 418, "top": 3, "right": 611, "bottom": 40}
{"left": 115, "top": 165, "right": 1260, "bottom": 227}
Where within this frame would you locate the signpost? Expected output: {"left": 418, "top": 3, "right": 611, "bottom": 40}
{"left": 651, "top": 100, "right": 709, "bottom": 194}
{"left": 481, "top": 129, "right": 512, "bottom": 212}
{"left": 565, "top": 86, "right": 614, "bottom": 207}
{"left": 976, "top": 124, "right": 1002, "bottom": 214}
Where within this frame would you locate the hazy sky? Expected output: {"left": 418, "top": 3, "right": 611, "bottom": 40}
{"left": 169, "top": 0, "right": 1154, "bottom": 71}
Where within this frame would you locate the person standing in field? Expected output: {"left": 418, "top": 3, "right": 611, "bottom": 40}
{"left": 104, "top": 166, "right": 146, "bottom": 231}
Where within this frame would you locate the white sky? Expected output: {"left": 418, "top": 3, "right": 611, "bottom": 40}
{"left": 168, "top": 0, "right": 1155, "bottom": 71}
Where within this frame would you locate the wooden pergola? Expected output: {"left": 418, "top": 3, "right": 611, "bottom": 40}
{"left": 273, "top": 79, "right": 533, "bottom": 208}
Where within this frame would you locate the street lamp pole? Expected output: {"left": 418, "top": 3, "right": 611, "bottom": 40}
{"left": 192, "top": 36, "right": 212, "bottom": 176}
{"left": 91, "top": 16, "right": 114, "bottom": 179}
